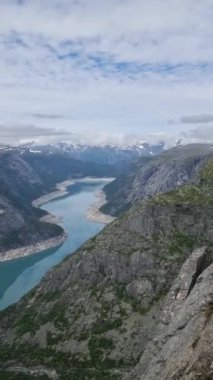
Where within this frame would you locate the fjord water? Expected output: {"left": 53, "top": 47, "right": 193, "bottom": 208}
{"left": 0, "top": 179, "right": 108, "bottom": 310}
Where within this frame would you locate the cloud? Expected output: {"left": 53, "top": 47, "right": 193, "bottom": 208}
{"left": 181, "top": 125, "right": 213, "bottom": 143}
{"left": 0, "top": 0, "right": 213, "bottom": 144}
{"left": 180, "top": 115, "right": 213, "bottom": 124}
{"left": 0, "top": 124, "right": 71, "bottom": 143}
{"left": 30, "top": 113, "right": 71, "bottom": 120}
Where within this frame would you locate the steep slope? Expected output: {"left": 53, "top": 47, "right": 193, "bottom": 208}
{"left": 0, "top": 158, "right": 212, "bottom": 379}
{"left": 0, "top": 151, "right": 64, "bottom": 256}
{"left": 125, "top": 246, "right": 213, "bottom": 380}
{"left": 101, "top": 144, "right": 213, "bottom": 216}
{"left": 22, "top": 151, "right": 118, "bottom": 188}
{"left": 0, "top": 149, "right": 117, "bottom": 257}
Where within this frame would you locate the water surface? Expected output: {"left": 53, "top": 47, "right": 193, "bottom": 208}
{"left": 0, "top": 179, "right": 108, "bottom": 310}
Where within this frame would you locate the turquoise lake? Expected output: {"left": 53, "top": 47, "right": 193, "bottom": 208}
{"left": 0, "top": 179, "right": 109, "bottom": 310}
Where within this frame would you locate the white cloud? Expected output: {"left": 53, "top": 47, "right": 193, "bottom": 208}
{"left": 180, "top": 114, "right": 213, "bottom": 124}
{"left": 0, "top": 123, "right": 72, "bottom": 143}
{"left": 180, "top": 125, "right": 213, "bottom": 143}
{"left": 0, "top": 0, "right": 213, "bottom": 144}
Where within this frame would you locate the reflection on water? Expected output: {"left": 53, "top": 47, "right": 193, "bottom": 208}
{"left": 0, "top": 180, "right": 107, "bottom": 310}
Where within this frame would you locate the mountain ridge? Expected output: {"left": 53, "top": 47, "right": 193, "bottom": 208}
{"left": 101, "top": 143, "right": 213, "bottom": 216}
{"left": 10, "top": 141, "right": 165, "bottom": 171}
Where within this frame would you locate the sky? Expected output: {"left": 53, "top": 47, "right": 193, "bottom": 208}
{"left": 0, "top": 0, "right": 213, "bottom": 146}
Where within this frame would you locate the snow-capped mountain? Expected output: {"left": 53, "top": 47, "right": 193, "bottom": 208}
{"left": 14, "top": 141, "right": 165, "bottom": 169}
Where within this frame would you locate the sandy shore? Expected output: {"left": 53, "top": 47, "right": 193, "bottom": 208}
{"left": 0, "top": 178, "right": 76, "bottom": 262}
{"left": 0, "top": 179, "right": 73, "bottom": 262}
{"left": 40, "top": 212, "right": 62, "bottom": 225}
{"left": 33, "top": 177, "right": 115, "bottom": 207}
{"left": 32, "top": 179, "right": 75, "bottom": 207}
{"left": 86, "top": 189, "right": 116, "bottom": 224}
{"left": 0, "top": 233, "right": 67, "bottom": 262}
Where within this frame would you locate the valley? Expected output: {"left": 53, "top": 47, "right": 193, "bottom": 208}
{"left": 0, "top": 147, "right": 117, "bottom": 259}
{"left": 0, "top": 143, "right": 212, "bottom": 379}
{"left": 0, "top": 178, "right": 111, "bottom": 310}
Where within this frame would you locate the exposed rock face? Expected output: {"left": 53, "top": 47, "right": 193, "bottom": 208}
{"left": 125, "top": 247, "right": 213, "bottom": 380}
{"left": 0, "top": 158, "right": 212, "bottom": 379}
{"left": 102, "top": 144, "right": 213, "bottom": 216}
{"left": 0, "top": 151, "right": 62, "bottom": 255}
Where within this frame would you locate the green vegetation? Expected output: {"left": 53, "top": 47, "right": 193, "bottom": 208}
{"left": 165, "top": 232, "right": 196, "bottom": 262}
{"left": 89, "top": 335, "right": 114, "bottom": 360}
{"left": 46, "top": 331, "right": 63, "bottom": 346}
{"left": 0, "top": 372, "right": 49, "bottom": 380}
{"left": 42, "top": 303, "right": 69, "bottom": 330}
{"left": 16, "top": 307, "right": 41, "bottom": 336}
{"left": 92, "top": 318, "right": 123, "bottom": 334}
{"left": 15, "top": 301, "right": 69, "bottom": 337}
{"left": 154, "top": 158, "right": 213, "bottom": 206}
{"left": 115, "top": 285, "right": 148, "bottom": 314}
{"left": 0, "top": 343, "right": 121, "bottom": 380}
{"left": 38, "top": 290, "right": 60, "bottom": 303}
{"left": 205, "top": 302, "right": 213, "bottom": 322}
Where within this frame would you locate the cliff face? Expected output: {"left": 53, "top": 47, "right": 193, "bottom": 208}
{"left": 0, "top": 151, "right": 62, "bottom": 255}
{"left": 0, "top": 158, "right": 212, "bottom": 379}
{"left": 101, "top": 144, "right": 213, "bottom": 216}
{"left": 125, "top": 246, "right": 213, "bottom": 380}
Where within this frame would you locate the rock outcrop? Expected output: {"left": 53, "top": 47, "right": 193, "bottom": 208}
{"left": 125, "top": 246, "right": 213, "bottom": 380}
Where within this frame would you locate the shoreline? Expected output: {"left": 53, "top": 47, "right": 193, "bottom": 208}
{"left": 86, "top": 189, "right": 116, "bottom": 224}
{"left": 32, "top": 179, "right": 75, "bottom": 207}
{"left": 0, "top": 177, "right": 114, "bottom": 262}
{"left": 0, "top": 233, "right": 67, "bottom": 263}
{"left": 33, "top": 177, "right": 115, "bottom": 207}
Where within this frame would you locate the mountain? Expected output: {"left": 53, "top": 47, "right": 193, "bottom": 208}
{"left": 101, "top": 143, "right": 213, "bottom": 216}
{"left": 0, "top": 148, "right": 117, "bottom": 257}
{"left": 18, "top": 141, "right": 165, "bottom": 171}
{"left": 0, "top": 155, "right": 212, "bottom": 379}
{"left": 21, "top": 150, "right": 118, "bottom": 188}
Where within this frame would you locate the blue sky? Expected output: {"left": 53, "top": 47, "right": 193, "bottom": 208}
{"left": 0, "top": 0, "right": 213, "bottom": 145}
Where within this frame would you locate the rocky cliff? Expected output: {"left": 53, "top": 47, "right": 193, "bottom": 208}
{"left": 125, "top": 246, "right": 213, "bottom": 380}
{"left": 0, "top": 157, "right": 212, "bottom": 379}
{"left": 0, "top": 150, "right": 63, "bottom": 256}
{"left": 101, "top": 144, "right": 213, "bottom": 216}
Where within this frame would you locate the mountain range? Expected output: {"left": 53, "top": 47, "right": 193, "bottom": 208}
{"left": 2, "top": 141, "right": 165, "bottom": 171}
